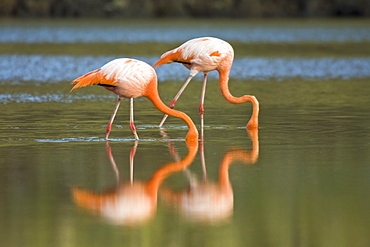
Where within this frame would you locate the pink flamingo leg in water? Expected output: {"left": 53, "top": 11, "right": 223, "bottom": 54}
{"left": 129, "top": 98, "right": 140, "bottom": 140}
{"left": 129, "top": 141, "right": 138, "bottom": 183}
{"left": 158, "top": 74, "right": 194, "bottom": 128}
{"left": 105, "top": 97, "right": 122, "bottom": 140}
{"left": 199, "top": 72, "right": 208, "bottom": 140}
{"left": 105, "top": 140, "right": 120, "bottom": 183}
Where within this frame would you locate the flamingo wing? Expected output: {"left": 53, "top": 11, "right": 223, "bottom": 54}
{"left": 153, "top": 48, "right": 185, "bottom": 67}
{"left": 70, "top": 59, "right": 154, "bottom": 95}
{"left": 153, "top": 37, "right": 230, "bottom": 71}
{"left": 70, "top": 69, "right": 117, "bottom": 92}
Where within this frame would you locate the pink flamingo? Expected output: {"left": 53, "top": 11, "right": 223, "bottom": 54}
{"left": 70, "top": 58, "right": 198, "bottom": 142}
{"left": 154, "top": 37, "right": 259, "bottom": 137}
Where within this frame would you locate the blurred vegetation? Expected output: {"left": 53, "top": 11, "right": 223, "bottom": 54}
{"left": 0, "top": 0, "right": 369, "bottom": 18}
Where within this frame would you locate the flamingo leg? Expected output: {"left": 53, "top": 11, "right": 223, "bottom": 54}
{"left": 159, "top": 129, "right": 181, "bottom": 162}
{"left": 158, "top": 74, "right": 194, "bottom": 128}
{"left": 105, "top": 96, "right": 122, "bottom": 140}
{"left": 200, "top": 139, "right": 207, "bottom": 182}
{"left": 129, "top": 141, "right": 138, "bottom": 184}
{"left": 199, "top": 72, "right": 208, "bottom": 140}
{"left": 129, "top": 98, "right": 140, "bottom": 140}
{"left": 105, "top": 141, "right": 121, "bottom": 188}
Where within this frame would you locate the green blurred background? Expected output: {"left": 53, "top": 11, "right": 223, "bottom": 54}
{"left": 1, "top": 0, "right": 369, "bottom": 18}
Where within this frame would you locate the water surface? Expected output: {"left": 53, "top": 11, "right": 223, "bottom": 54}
{"left": 1, "top": 54, "right": 369, "bottom": 84}
{"left": 1, "top": 19, "right": 370, "bottom": 43}
{"left": 0, "top": 19, "right": 369, "bottom": 247}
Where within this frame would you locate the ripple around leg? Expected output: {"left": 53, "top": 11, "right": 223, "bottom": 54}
{"left": 33, "top": 137, "right": 187, "bottom": 143}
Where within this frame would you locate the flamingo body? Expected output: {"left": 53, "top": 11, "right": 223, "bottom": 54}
{"left": 71, "top": 58, "right": 198, "bottom": 141}
{"left": 72, "top": 58, "right": 150, "bottom": 98}
{"left": 73, "top": 184, "right": 153, "bottom": 224}
{"left": 154, "top": 37, "right": 233, "bottom": 75}
{"left": 154, "top": 37, "right": 259, "bottom": 132}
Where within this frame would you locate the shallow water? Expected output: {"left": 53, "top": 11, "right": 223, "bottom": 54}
{"left": 1, "top": 55, "right": 370, "bottom": 87}
{"left": 1, "top": 19, "right": 370, "bottom": 43}
{"left": 0, "top": 19, "right": 369, "bottom": 247}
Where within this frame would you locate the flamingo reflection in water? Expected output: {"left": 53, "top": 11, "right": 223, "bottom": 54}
{"left": 72, "top": 140, "right": 198, "bottom": 226}
{"left": 160, "top": 128, "right": 259, "bottom": 223}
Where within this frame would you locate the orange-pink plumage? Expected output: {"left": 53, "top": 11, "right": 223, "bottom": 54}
{"left": 153, "top": 37, "right": 259, "bottom": 136}
{"left": 70, "top": 58, "right": 198, "bottom": 141}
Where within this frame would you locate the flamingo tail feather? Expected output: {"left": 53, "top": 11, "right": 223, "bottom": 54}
{"left": 153, "top": 49, "right": 184, "bottom": 67}
{"left": 70, "top": 69, "right": 116, "bottom": 92}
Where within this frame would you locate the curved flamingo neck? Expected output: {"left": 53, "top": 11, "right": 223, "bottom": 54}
{"left": 145, "top": 80, "right": 199, "bottom": 142}
{"left": 218, "top": 70, "right": 259, "bottom": 129}
{"left": 219, "top": 129, "right": 259, "bottom": 188}
{"left": 146, "top": 141, "right": 198, "bottom": 197}
{"left": 218, "top": 153, "right": 232, "bottom": 190}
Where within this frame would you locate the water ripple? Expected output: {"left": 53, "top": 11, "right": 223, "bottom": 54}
{"left": 232, "top": 57, "right": 370, "bottom": 80}
{"left": 0, "top": 92, "right": 115, "bottom": 104}
{"left": 34, "top": 137, "right": 183, "bottom": 142}
{"left": 1, "top": 26, "right": 369, "bottom": 43}
{"left": 1, "top": 55, "right": 369, "bottom": 85}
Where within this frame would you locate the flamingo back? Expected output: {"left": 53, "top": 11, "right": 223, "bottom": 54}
{"left": 154, "top": 37, "right": 234, "bottom": 73}
{"left": 71, "top": 58, "right": 156, "bottom": 98}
